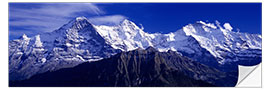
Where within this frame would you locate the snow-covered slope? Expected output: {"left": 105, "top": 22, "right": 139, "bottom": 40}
{"left": 9, "top": 17, "right": 120, "bottom": 80}
{"left": 94, "top": 19, "right": 155, "bottom": 51}
{"left": 179, "top": 21, "right": 261, "bottom": 64}
{"left": 9, "top": 16, "right": 261, "bottom": 81}
{"left": 94, "top": 20, "right": 261, "bottom": 65}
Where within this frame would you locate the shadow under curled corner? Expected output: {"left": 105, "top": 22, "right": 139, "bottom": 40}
{"left": 235, "top": 63, "right": 261, "bottom": 87}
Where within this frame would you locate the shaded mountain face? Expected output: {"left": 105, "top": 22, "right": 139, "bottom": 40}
{"left": 9, "top": 16, "right": 261, "bottom": 81}
{"left": 9, "top": 17, "right": 121, "bottom": 80}
{"left": 10, "top": 47, "right": 237, "bottom": 87}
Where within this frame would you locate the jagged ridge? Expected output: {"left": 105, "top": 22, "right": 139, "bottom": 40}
{"left": 10, "top": 47, "right": 236, "bottom": 87}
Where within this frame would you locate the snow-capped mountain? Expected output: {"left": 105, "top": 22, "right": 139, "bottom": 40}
{"left": 9, "top": 17, "right": 121, "bottom": 80}
{"left": 9, "top": 16, "right": 261, "bottom": 81}
{"left": 94, "top": 19, "right": 261, "bottom": 67}
{"left": 94, "top": 19, "right": 155, "bottom": 51}
{"left": 180, "top": 21, "right": 261, "bottom": 64}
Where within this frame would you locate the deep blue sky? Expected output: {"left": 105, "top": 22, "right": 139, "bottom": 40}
{"left": 9, "top": 3, "right": 261, "bottom": 40}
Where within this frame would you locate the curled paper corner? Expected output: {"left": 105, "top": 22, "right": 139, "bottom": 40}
{"left": 236, "top": 63, "right": 261, "bottom": 87}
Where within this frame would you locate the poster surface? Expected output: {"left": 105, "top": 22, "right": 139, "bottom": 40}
{"left": 8, "top": 3, "right": 262, "bottom": 87}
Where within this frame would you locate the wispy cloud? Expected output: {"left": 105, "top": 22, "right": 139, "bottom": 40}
{"left": 88, "top": 15, "right": 127, "bottom": 25}
{"left": 9, "top": 3, "right": 104, "bottom": 39}
{"left": 9, "top": 3, "right": 128, "bottom": 40}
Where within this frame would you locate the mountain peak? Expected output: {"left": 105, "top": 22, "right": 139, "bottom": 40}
{"left": 117, "top": 19, "right": 143, "bottom": 37}
{"left": 120, "top": 19, "right": 137, "bottom": 27}
{"left": 195, "top": 21, "right": 217, "bottom": 29}
{"left": 19, "top": 34, "right": 29, "bottom": 40}
{"left": 33, "top": 35, "right": 43, "bottom": 47}
{"left": 223, "top": 23, "right": 233, "bottom": 31}
{"left": 121, "top": 19, "right": 131, "bottom": 23}
{"left": 73, "top": 16, "right": 90, "bottom": 24}
{"left": 60, "top": 16, "right": 92, "bottom": 31}
{"left": 75, "top": 16, "right": 88, "bottom": 21}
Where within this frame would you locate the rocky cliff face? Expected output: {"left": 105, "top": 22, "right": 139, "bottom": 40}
{"left": 10, "top": 47, "right": 236, "bottom": 87}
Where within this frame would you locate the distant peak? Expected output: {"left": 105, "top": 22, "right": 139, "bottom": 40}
{"left": 19, "top": 34, "right": 29, "bottom": 40}
{"left": 120, "top": 19, "right": 138, "bottom": 26}
{"left": 223, "top": 23, "right": 233, "bottom": 31}
{"left": 215, "top": 20, "right": 223, "bottom": 29}
{"left": 119, "top": 19, "right": 142, "bottom": 32}
{"left": 196, "top": 21, "right": 207, "bottom": 25}
{"left": 22, "top": 34, "right": 28, "bottom": 39}
{"left": 75, "top": 16, "right": 88, "bottom": 21}
{"left": 69, "top": 16, "right": 90, "bottom": 25}
{"left": 195, "top": 21, "right": 217, "bottom": 29}
{"left": 215, "top": 20, "right": 220, "bottom": 25}
{"left": 122, "top": 19, "right": 130, "bottom": 22}
{"left": 34, "top": 35, "right": 43, "bottom": 47}
{"left": 60, "top": 16, "right": 92, "bottom": 30}
{"left": 73, "top": 16, "right": 91, "bottom": 25}
{"left": 121, "top": 19, "right": 132, "bottom": 24}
